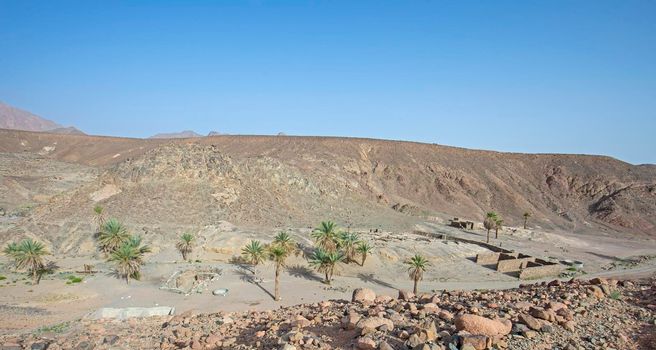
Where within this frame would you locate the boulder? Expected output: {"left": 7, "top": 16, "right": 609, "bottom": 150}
{"left": 459, "top": 333, "right": 488, "bottom": 350}
{"left": 454, "top": 314, "right": 512, "bottom": 337}
{"left": 356, "top": 337, "right": 377, "bottom": 350}
{"left": 353, "top": 288, "right": 377, "bottom": 303}
{"left": 518, "top": 313, "right": 542, "bottom": 331}
{"left": 356, "top": 317, "right": 394, "bottom": 332}
{"left": 399, "top": 290, "right": 415, "bottom": 300}
{"left": 342, "top": 312, "right": 361, "bottom": 330}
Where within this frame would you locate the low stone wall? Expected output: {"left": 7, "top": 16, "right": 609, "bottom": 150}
{"left": 87, "top": 307, "right": 175, "bottom": 320}
{"left": 495, "top": 253, "right": 532, "bottom": 272}
{"left": 519, "top": 261, "right": 563, "bottom": 280}
{"left": 496, "top": 256, "right": 535, "bottom": 272}
{"left": 476, "top": 252, "right": 501, "bottom": 265}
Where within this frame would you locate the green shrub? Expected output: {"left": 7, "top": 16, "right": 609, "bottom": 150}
{"left": 37, "top": 322, "right": 70, "bottom": 334}
{"left": 65, "top": 275, "right": 83, "bottom": 284}
{"left": 0, "top": 275, "right": 6, "bottom": 280}
{"left": 609, "top": 290, "right": 622, "bottom": 300}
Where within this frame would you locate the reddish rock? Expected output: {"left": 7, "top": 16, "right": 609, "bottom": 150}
{"left": 454, "top": 314, "right": 512, "bottom": 336}
{"left": 353, "top": 288, "right": 376, "bottom": 303}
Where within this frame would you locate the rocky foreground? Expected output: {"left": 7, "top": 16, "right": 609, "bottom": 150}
{"left": 2, "top": 277, "right": 655, "bottom": 350}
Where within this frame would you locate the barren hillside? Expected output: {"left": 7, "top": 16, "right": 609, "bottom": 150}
{"left": 0, "top": 128, "right": 654, "bottom": 254}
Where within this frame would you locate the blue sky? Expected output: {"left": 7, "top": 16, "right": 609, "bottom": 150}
{"left": 1, "top": 1, "right": 655, "bottom": 164}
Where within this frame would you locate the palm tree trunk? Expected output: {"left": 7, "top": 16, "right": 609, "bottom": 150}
{"left": 361, "top": 254, "right": 366, "bottom": 266}
{"left": 274, "top": 263, "right": 281, "bottom": 301}
{"left": 524, "top": 218, "right": 528, "bottom": 229}
{"left": 413, "top": 277, "right": 418, "bottom": 294}
{"left": 495, "top": 227, "right": 499, "bottom": 239}
{"left": 126, "top": 274, "right": 130, "bottom": 285}
{"left": 325, "top": 271, "right": 330, "bottom": 284}
{"left": 486, "top": 229, "right": 490, "bottom": 243}
{"left": 32, "top": 269, "right": 38, "bottom": 285}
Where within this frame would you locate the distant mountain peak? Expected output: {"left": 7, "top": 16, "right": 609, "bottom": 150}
{"left": 148, "top": 130, "right": 203, "bottom": 139}
{"left": 0, "top": 101, "right": 63, "bottom": 132}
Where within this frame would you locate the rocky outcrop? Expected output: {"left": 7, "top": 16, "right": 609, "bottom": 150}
{"left": 2, "top": 277, "right": 654, "bottom": 350}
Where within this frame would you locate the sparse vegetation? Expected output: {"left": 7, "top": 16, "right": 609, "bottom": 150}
{"left": 93, "top": 205, "right": 106, "bottom": 232}
{"left": 108, "top": 235, "right": 151, "bottom": 284}
{"left": 609, "top": 290, "right": 622, "bottom": 300}
{"left": 311, "top": 221, "right": 340, "bottom": 253}
{"left": 272, "top": 231, "right": 296, "bottom": 255}
{"left": 494, "top": 217, "right": 503, "bottom": 239}
{"left": 3, "top": 239, "right": 50, "bottom": 284}
{"left": 405, "top": 254, "right": 429, "bottom": 294}
{"left": 97, "top": 218, "right": 130, "bottom": 254}
{"left": 356, "top": 241, "right": 373, "bottom": 266}
{"left": 339, "top": 231, "right": 360, "bottom": 263}
{"left": 176, "top": 233, "right": 195, "bottom": 261}
{"left": 484, "top": 212, "right": 498, "bottom": 243}
{"left": 65, "top": 275, "right": 83, "bottom": 284}
{"left": 241, "top": 240, "right": 266, "bottom": 275}
{"left": 309, "top": 248, "right": 344, "bottom": 285}
{"left": 523, "top": 211, "right": 531, "bottom": 229}
{"left": 269, "top": 245, "right": 290, "bottom": 301}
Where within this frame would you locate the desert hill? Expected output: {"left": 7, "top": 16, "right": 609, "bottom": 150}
{"left": 0, "top": 128, "right": 654, "bottom": 255}
{"left": 0, "top": 101, "right": 63, "bottom": 132}
{"left": 149, "top": 130, "right": 203, "bottom": 139}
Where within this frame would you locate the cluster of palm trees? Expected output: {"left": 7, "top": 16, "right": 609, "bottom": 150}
{"left": 309, "top": 221, "right": 373, "bottom": 284}
{"left": 3, "top": 238, "right": 52, "bottom": 284}
{"left": 95, "top": 207, "right": 151, "bottom": 284}
{"left": 241, "top": 231, "right": 296, "bottom": 301}
{"left": 483, "top": 211, "right": 505, "bottom": 243}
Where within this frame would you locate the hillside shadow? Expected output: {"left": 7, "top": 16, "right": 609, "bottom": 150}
{"left": 357, "top": 273, "right": 396, "bottom": 289}
{"left": 286, "top": 264, "right": 323, "bottom": 282}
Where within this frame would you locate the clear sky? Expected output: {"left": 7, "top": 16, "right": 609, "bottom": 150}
{"left": 1, "top": 1, "right": 655, "bottom": 164}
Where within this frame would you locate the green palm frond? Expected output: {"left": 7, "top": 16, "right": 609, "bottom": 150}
{"left": 241, "top": 240, "right": 266, "bottom": 267}
{"left": 98, "top": 218, "right": 130, "bottom": 253}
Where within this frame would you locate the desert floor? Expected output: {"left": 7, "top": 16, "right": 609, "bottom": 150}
{"left": 1, "top": 222, "right": 655, "bottom": 335}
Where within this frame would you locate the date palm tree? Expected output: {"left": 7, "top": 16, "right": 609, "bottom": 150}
{"left": 98, "top": 219, "right": 130, "bottom": 254}
{"left": 268, "top": 245, "right": 290, "bottom": 301}
{"left": 108, "top": 235, "right": 151, "bottom": 284}
{"left": 339, "top": 232, "right": 360, "bottom": 263}
{"left": 405, "top": 254, "right": 429, "bottom": 294}
{"left": 523, "top": 212, "right": 531, "bottom": 229}
{"left": 494, "top": 218, "right": 504, "bottom": 239}
{"left": 483, "top": 212, "right": 498, "bottom": 243}
{"left": 309, "top": 248, "right": 344, "bottom": 285}
{"left": 272, "top": 231, "right": 296, "bottom": 255}
{"left": 241, "top": 240, "right": 266, "bottom": 275}
{"left": 13, "top": 239, "right": 50, "bottom": 284}
{"left": 311, "top": 221, "right": 340, "bottom": 252}
{"left": 93, "top": 205, "right": 106, "bottom": 232}
{"left": 176, "top": 233, "right": 194, "bottom": 261}
{"left": 356, "top": 241, "right": 373, "bottom": 266}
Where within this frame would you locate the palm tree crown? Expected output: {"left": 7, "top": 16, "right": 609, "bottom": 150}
{"left": 405, "top": 254, "right": 429, "bottom": 294}
{"left": 176, "top": 233, "right": 195, "bottom": 261}
{"left": 339, "top": 232, "right": 360, "bottom": 263}
{"left": 108, "top": 235, "right": 150, "bottom": 284}
{"left": 98, "top": 218, "right": 130, "bottom": 253}
{"left": 311, "top": 221, "right": 340, "bottom": 252}
{"left": 12, "top": 239, "right": 50, "bottom": 284}
{"left": 483, "top": 212, "right": 498, "bottom": 243}
{"left": 309, "top": 248, "right": 344, "bottom": 284}
{"left": 272, "top": 231, "right": 296, "bottom": 254}
{"left": 241, "top": 240, "right": 266, "bottom": 274}
{"left": 356, "top": 241, "right": 373, "bottom": 266}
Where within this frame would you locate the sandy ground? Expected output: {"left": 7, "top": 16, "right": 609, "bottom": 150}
{"left": 1, "top": 222, "right": 655, "bottom": 335}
